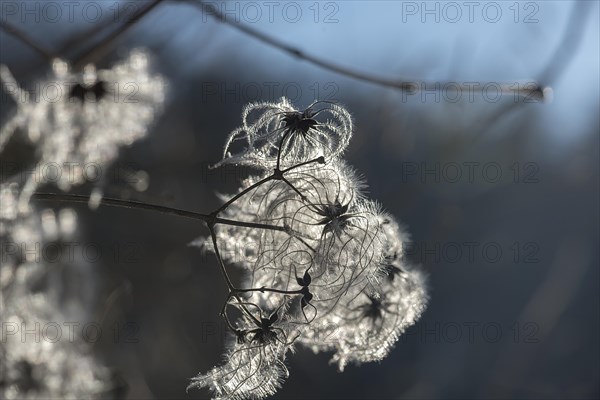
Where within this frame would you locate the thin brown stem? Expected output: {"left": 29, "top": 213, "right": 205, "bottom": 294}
{"left": 213, "top": 175, "right": 275, "bottom": 215}
{"left": 31, "top": 140, "right": 325, "bottom": 338}
{"left": 281, "top": 177, "right": 306, "bottom": 200}
{"left": 234, "top": 287, "right": 303, "bottom": 296}
{"left": 32, "top": 192, "right": 211, "bottom": 222}
{"left": 294, "top": 235, "right": 316, "bottom": 253}
{"left": 276, "top": 131, "right": 291, "bottom": 171}
{"left": 214, "top": 217, "right": 289, "bottom": 233}
{"left": 209, "top": 225, "right": 236, "bottom": 291}
{"left": 213, "top": 154, "right": 324, "bottom": 216}
{"left": 31, "top": 192, "right": 289, "bottom": 233}
{"left": 282, "top": 156, "right": 326, "bottom": 173}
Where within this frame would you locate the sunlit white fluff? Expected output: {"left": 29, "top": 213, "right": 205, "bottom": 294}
{"left": 0, "top": 184, "right": 112, "bottom": 399}
{"left": 187, "top": 306, "right": 298, "bottom": 400}
{"left": 213, "top": 97, "right": 353, "bottom": 170}
{"left": 0, "top": 49, "right": 165, "bottom": 212}
{"left": 299, "top": 215, "right": 428, "bottom": 371}
{"left": 189, "top": 99, "right": 428, "bottom": 399}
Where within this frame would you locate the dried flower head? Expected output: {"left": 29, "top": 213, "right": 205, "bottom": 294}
{"left": 188, "top": 303, "right": 299, "bottom": 399}
{"left": 213, "top": 98, "right": 353, "bottom": 170}
{"left": 0, "top": 183, "right": 112, "bottom": 399}
{"left": 0, "top": 49, "right": 166, "bottom": 212}
{"left": 189, "top": 98, "right": 428, "bottom": 399}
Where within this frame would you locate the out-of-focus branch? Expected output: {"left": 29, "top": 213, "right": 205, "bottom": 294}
{"left": 185, "top": 0, "right": 546, "bottom": 102}
{"left": 31, "top": 192, "right": 290, "bottom": 233}
{"left": 57, "top": 3, "right": 158, "bottom": 58}
{"left": 0, "top": 20, "right": 56, "bottom": 60}
{"left": 539, "top": 1, "right": 593, "bottom": 85}
{"left": 473, "top": 2, "right": 591, "bottom": 135}
{"left": 1, "top": 1, "right": 162, "bottom": 69}
{"left": 72, "top": 0, "right": 163, "bottom": 69}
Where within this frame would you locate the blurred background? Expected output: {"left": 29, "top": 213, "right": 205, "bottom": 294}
{"left": 1, "top": 0, "right": 598, "bottom": 399}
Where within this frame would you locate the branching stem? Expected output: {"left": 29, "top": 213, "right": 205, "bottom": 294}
{"left": 233, "top": 287, "right": 303, "bottom": 296}
{"left": 30, "top": 126, "right": 326, "bottom": 338}
{"left": 31, "top": 193, "right": 288, "bottom": 233}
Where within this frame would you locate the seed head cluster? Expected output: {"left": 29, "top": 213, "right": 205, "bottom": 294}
{"left": 189, "top": 98, "right": 428, "bottom": 399}
{"left": 0, "top": 50, "right": 165, "bottom": 399}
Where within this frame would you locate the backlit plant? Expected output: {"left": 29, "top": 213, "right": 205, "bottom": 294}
{"left": 186, "top": 98, "right": 429, "bottom": 399}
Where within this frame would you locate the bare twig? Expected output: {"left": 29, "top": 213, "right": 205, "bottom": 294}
{"left": 1, "top": 1, "right": 162, "bottom": 69}
{"left": 72, "top": 0, "right": 163, "bottom": 69}
{"left": 57, "top": 5, "right": 155, "bottom": 57}
{"left": 473, "top": 2, "right": 591, "bottom": 136}
{"left": 538, "top": 1, "right": 593, "bottom": 85}
{"left": 185, "top": 0, "right": 546, "bottom": 101}
{"left": 30, "top": 192, "right": 288, "bottom": 233}
{"left": 32, "top": 192, "right": 211, "bottom": 221}
{"left": 209, "top": 225, "right": 237, "bottom": 290}
{"left": 0, "top": 20, "right": 56, "bottom": 60}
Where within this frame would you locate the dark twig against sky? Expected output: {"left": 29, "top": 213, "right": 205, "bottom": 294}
{"left": 72, "top": 0, "right": 163, "bottom": 69}
{"left": 0, "top": 20, "right": 56, "bottom": 60}
{"left": 186, "top": 0, "right": 547, "bottom": 101}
